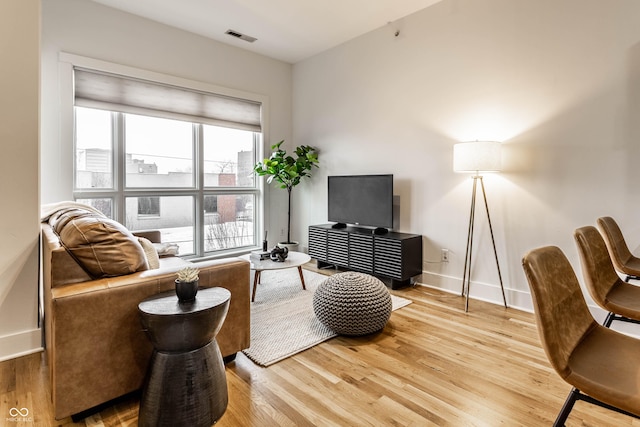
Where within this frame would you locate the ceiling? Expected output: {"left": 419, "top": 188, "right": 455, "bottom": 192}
{"left": 90, "top": 0, "right": 443, "bottom": 63}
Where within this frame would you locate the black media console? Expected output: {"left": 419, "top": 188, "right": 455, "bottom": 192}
{"left": 308, "top": 224, "right": 423, "bottom": 289}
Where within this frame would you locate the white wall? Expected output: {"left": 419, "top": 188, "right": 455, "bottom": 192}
{"left": 292, "top": 0, "right": 640, "bottom": 311}
{"left": 0, "top": 1, "right": 41, "bottom": 361}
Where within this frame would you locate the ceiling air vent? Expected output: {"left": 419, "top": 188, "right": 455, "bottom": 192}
{"left": 225, "top": 29, "right": 257, "bottom": 43}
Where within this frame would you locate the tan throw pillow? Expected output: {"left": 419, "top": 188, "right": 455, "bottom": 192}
{"left": 138, "top": 237, "right": 160, "bottom": 269}
{"left": 57, "top": 216, "right": 149, "bottom": 278}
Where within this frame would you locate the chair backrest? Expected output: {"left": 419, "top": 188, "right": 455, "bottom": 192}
{"left": 597, "top": 216, "right": 633, "bottom": 273}
{"left": 574, "top": 225, "right": 624, "bottom": 309}
{"left": 521, "top": 246, "right": 597, "bottom": 379}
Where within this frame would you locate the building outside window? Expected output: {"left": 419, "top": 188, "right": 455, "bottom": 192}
{"left": 72, "top": 66, "right": 262, "bottom": 258}
{"left": 204, "top": 195, "right": 218, "bottom": 215}
{"left": 137, "top": 196, "right": 160, "bottom": 216}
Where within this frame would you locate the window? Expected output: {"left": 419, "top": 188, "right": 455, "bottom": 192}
{"left": 75, "top": 198, "right": 112, "bottom": 218}
{"left": 72, "top": 66, "right": 263, "bottom": 258}
{"left": 75, "top": 108, "right": 112, "bottom": 189}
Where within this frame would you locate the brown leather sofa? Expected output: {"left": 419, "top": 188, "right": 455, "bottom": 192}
{"left": 41, "top": 206, "right": 250, "bottom": 419}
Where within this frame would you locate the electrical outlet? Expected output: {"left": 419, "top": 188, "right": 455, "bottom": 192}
{"left": 441, "top": 249, "right": 450, "bottom": 262}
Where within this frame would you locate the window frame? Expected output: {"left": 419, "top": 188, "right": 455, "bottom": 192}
{"left": 63, "top": 53, "right": 267, "bottom": 260}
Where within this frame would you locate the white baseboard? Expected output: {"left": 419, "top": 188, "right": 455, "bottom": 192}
{"left": 419, "top": 271, "right": 640, "bottom": 339}
{"left": 0, "top": 328, "right": 43, "bottom": 362}
{"left": 419, "top": 271, "right": 534, "bottom": 313}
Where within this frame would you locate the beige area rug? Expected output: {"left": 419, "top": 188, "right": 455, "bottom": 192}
{"left": 242, "top": 269, "right": 412, "bottom": 367}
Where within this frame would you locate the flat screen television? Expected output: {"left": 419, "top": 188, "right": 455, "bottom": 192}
{"left": 328, "top": 174, "right": 393, "bottom": 231}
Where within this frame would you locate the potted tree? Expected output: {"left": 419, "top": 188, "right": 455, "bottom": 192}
{"left": 254, "top": 140, "right": 319, "bottom": 251}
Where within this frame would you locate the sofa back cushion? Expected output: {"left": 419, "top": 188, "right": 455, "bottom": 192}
{"left": 53, "top": 211, "right": 148, "bottom": 278}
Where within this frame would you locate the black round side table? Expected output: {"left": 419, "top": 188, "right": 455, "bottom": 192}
{"left": 138, "top": 287, "right": 231, "bottom": 427}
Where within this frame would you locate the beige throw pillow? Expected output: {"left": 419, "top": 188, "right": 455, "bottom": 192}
{"left": 138, "top": 237, "right": 160, "bottom": 269}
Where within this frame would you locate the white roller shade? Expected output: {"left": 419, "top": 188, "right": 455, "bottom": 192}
{"left": 74, "top": 67, "right": 262, "bottom": 132}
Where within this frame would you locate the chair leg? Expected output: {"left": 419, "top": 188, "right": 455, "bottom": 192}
{"left": 602, "top": 311, "right": 640, "bottom": 328}
{"left": 603, "top": 312, "right": 615, "bottom": 328}
{"left": 553, "top": 388, "right": 579, "bottom": 427}
{"left": 554, "top": 387, "right": 640, "bottom": 426}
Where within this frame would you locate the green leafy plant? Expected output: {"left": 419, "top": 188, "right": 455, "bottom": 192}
{"left": 254, "top": 140, "right": 319, "bottom": 244}
{"left": 176, "top": 266, "right": 199, "bottom": 283}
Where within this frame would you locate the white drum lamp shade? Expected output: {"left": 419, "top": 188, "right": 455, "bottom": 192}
{"left": 453, "top": 141, "right": 502, "bottom": 173}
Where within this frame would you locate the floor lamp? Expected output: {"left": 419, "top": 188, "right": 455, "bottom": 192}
{"left": 453, "top": 141, "right": 508, "bottom": 312}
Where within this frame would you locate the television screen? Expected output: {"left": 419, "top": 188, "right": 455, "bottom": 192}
{"left": 328, "top": 174, "right": 393, "bottom": 229}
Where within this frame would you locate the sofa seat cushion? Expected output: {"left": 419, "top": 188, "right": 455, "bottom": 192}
{"left": 56, "top": 214, "right": 149, "bottom": 278}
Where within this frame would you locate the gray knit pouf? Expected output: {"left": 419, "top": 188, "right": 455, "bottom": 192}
{"left": 313, "top": 272, "right": 392, "bottom": 336}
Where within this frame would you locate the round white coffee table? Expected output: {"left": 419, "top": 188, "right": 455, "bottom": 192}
{"left": 241, "top": 251, "right": 311, "bottom": 302}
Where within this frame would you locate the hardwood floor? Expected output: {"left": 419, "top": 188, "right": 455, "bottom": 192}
{"left": 2, "top": 266, "right": 637, "bottom": 426}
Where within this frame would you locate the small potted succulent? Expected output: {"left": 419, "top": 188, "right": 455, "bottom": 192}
{"left": 175, "top": 266, "right": 200, "bottom": 302}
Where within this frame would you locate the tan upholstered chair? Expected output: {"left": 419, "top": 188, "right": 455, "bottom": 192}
{"left": 597, "top": 216, "right": 640, "bottom": 282}
{"left": 522, "top": 246, "right": 640, "bottom": 425}
{"left": 574, "top": 225, "right": 640, "bottom": 327}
